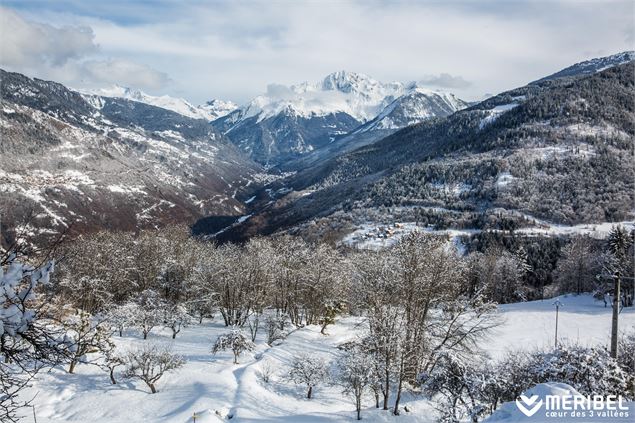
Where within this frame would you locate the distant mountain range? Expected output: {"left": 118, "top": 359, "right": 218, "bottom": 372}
{"left": 87, "top": 85, "right": 238, "bottom": 121}
{"left": 212, "top": 71, "right": 468, "bottom": 165}
{"left": 207, "top": 52, "right": 635, "bottom": 242}
{"left": 1, "top": 51, "right": 633, "bottom": 247}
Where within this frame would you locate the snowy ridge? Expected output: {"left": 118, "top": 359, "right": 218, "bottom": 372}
{"left": 356, "top": 85, "right": 468, "bottom": 132}
{"left": 227, "top": 71, "right": 465, "bottom": 125}
{"left": 85, "top": 85, "right": 237, "bottom": 121}
{"left": 534, "top": 50, "right": 635, "bottom": 83}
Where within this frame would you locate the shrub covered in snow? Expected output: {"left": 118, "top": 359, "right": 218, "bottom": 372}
{"left": 264, "top": 314, "right": 287, "bottom": 345}
{"left": 106, "top": 302, "right": 138, "bottom": 337}
{"left": 123, "top": 343, "right": 185, "bottom": 393}
{"left": 212, "top": 328, "right": 255, "bottom": 364}
{"left": 287, "top": 354, "right": 330, "bottom": 399}
{"left": 134, "top": 289, "right": 167, "bottom": 339}
{"left": 420, "top": 352, "right": 498, "bottom": 423}
{"left": 497, "top": 343, "right": 632, "bottom": 402}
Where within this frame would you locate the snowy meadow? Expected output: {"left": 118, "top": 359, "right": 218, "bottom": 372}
{"left": 2, "top": 226, "right": 634, "bottom": 422}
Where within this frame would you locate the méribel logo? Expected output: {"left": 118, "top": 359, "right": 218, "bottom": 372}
{"left": 516, "top": 394, "right": 544, "bottom": 417}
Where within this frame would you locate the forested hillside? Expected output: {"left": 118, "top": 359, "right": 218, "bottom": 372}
{"left": 218, "top": 63, "right": 634, "bottom": 241}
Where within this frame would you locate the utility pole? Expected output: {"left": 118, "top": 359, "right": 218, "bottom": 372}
{"left": 610, "top": 270, "right": 620, "bottom": 358}
{"left": 553, "top": 299, "right": 563, "bottom": 348}
{"left": 607, "top": 225, "right": 630, "bottom": 359}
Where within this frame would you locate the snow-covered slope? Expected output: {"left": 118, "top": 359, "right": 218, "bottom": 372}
{"left": 355, "top": 85, "right": 468, "bottom": 132}
{"left": 89, "top": 85, "right": 237, "bottom": 121}
{"left": 214, "top": 71, "right": 466, "bottom": 164}
{"left": 0, "top": 69, "right": 260, "bottom": 244}
{"left": 533, "top": 50, "right": 635, "bottom": 83}
{"left": 21, "top": 294, "right": 635, "bottom": 422}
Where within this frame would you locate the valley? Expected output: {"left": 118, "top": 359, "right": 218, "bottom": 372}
{"left": 1, "top": 16, "right": 634, "bottom": 422}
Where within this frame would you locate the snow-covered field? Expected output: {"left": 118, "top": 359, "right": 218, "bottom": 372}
{"left": 22, "top": 294, "right": 635, "bottom": 423}
{"left": 342, "top": 219, "right": 635, "bottom": 250}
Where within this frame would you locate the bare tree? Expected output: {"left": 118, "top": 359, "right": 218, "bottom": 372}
{"left": 123, "top": 344, "right": 185, "bottom": 393}
{"left": 102, "top": 342, "right": 125, "bottom": 385}
{"left": 60, "top": 309, "right": 113, "bottom": 373}
{"left": 287, "top": 354, "right": 329, "bottom": 399}
{"left": 212, "top": 329, "right": 255, "bottom": 364}
{"left": 337, "top": 347, "right": 378, "bottom": 420}
{"left": 163, "top": 304, "right": 191, "bottom": 339}
{"left": 554, "top": 236, "right": 601, "bottom": 295}
{"left": 134, "top": 289, "right": 166, "bottom": 339}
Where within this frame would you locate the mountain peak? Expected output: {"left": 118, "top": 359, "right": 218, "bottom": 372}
{"left": 321, "top": 70, "right": 379, "bottom": 93}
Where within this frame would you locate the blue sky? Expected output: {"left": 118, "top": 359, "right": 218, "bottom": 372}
{"left": 1, "top": 1, "right": 633, "bottom": 104}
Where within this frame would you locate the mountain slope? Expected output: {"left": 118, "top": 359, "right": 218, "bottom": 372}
{"left": 0, "top": 69, "right": 261, "bottom": 246}
{"left": 214, "top": 71, "right": 466, "bottom": 165}
{"left": 210, "top": 62, "right": 634, "bottom": 242}
{"left": 533, "top": 51, "right": 634, "bottom": 83}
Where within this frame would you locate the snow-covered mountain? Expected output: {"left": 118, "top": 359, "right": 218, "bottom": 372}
{"left": 197, "top": 99, "right": 239, "bottom": 120}
{"left": 354, "top": 84, "right": 468, "bottom": 133}
{"left": 214, "top": 71, "right": 466, "bottom": 164}
{"left": 89, "top": 85, "right": 237, "bottom": 121}
{"left": 534, "top": 50, "right": 635, "bottom": 83}
{"left": 0, "top": 69, "right": 260, "bottom": 245}
{"left": 219, "top": 60, "right": 635, "bottom": 243}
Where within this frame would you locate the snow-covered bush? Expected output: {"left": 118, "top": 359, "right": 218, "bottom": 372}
{"left": 287, "top": 354, "right": 330, "bottom": 399}
{"left": 60, "top": 309, "right": 113, "bottom": 373}
{"left": 106, "top": 302, "right": 139, "bottom": 337}
{"left": 212, "top": 328, "right": 255, "bottom": 364}
{"left": 497, "top": 343, "right": 632, "bottom": 402}
{"left": 617, "top": 329, "right": 635, "bottom": 397}
{"left": 256, "top": 361, "right": 275, "bottom": 384}
{"left": 123, "top": 343, "right": 185, "bottom": 393}
{"left": 1, "top": 254, "right": 56, "bottom": 421}
{"left": 134, "top": 289, "right": 166, "bottom": 339}
{"left": 264, "top": 314, "right": 287, "bottom": 345}
{"left": 618, "top": 329, "right": 635, "bottom": 377}
{"left": 420, "top": 352, "right": 494, "bottom": 423}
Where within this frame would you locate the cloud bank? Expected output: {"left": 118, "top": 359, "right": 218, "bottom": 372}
{"left": 1, "top": 1, "right": 633, "bottom": 104}
{"left": 0, "top": 6, "right": 170, "bottom": 91}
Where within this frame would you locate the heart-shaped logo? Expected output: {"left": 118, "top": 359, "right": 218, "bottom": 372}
{"left": 516, "top": 394, "right": 543, "bottom": 417}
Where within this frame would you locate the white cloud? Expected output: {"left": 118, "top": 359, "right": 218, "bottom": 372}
{"left": 0, "top": 6, "right": 171, "bottom": 91}
{"left": 0, "top": 6, "right": 96, "bottom": 66}
{"left": 81, "top": 59, "right": 170, "bottom": 89}
{"left": 419, "top": 74, "right": 472, "bottom": 90}
{"left": 1, "top": 1, "right": 632, "bottom": 104}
